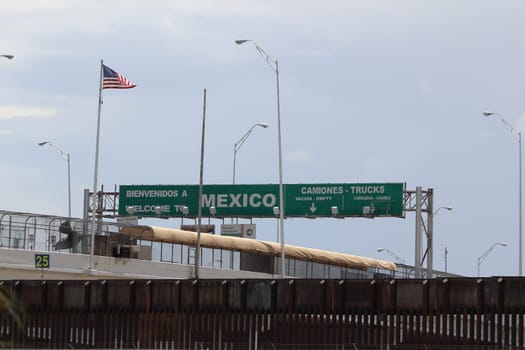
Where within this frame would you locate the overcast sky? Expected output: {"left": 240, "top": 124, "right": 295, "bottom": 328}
{"left": 1, "top": 0, "right": 524, "bottom": 277}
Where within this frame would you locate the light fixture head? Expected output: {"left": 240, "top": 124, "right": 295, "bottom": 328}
{"left": 235, "top": 39, "right": 248, "bottom": 45}
{"left": 1, "top": 55, "right": 13, "bottom": 60}
{"left": 377, "top": 248, "right": 385, "bottom": 252}
{"left": 499, "top": 242, "right": 508, "bottom": 247}
{"left": 38, "top": 141, "right": 50, "bottom": 146}
{"left": 483, "top": 111, "right": 495, "bottom": 117}
{"left": 257, "top": 123, "right": 270, "bottom": 128}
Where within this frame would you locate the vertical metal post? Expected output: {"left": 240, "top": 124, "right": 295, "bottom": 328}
{"left": 235, "top": 40, "right": 286, "bottom": 278}
{"left": 415, "top": 186, "right": 422, "bottom": 278}
{"left": 444, "top": 246, "right": 448, "bottom": 273}
{"left": 235, "top": 40, "right": 285, "bottom": 277}
{"left": 427, "top": 188, "right": 434, "bottom": 278}
{"left": 276, "top": 60, "right": 286, "bottom": 279}
{"left": 232, "top": 124, "right": 268, "bottom": 225}
{"left": 232, "top": 144, "right": 236, "bottom": 225}
{"left": 67, "top": 154, "right": 71, "bottom": 218}
{"left": 484, "top": 112, "right": 522, "bottom": 276}
{"left": 232, "top": 144, "right": 237, "bottom": 185}
{"left": 82, "top": 189, "right": 90, "bottom": 254}
{"left": 89, "top": 59, "right": 104, "bottom": 271}
{"left": 519, "top": 132, "right": 523, "bottom": 276}
{"left": 195, "top": 88, "right": 207, "bottom": 280}
{"left": 38, "top": 142, "right": 72, "bottom": 218}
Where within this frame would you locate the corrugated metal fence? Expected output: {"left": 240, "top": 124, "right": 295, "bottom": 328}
{"left": 1, "top": 277, "right": 524, "bottom": 349}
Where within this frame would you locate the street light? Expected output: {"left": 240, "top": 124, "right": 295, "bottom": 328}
{"left": 232, "top": 122, "right": 269, "bottom": 224}
{"left": 38, "top": 141, "right": 71, "bottom": 218}
{"left": 484, "top": 111, "right": 522, "bottom": 276}
{"left": 434, "top": 206, "right": 452, "bottom": 215}
{"left": 0, "top": 55, "right": 14, "bottom": 60}
{"left": 233, "top": 123, "right": 270, "bottom": 185}
{"left": 477, "top": 242, "right": 507, "bottom": 277}
{"left": 377, "top": 248, "right": 405, "bottom": 264}
{"left": 236, "top": 39, "right": 286, "bottom": 278}
{"left": 433, "top": 206, "right": 452, "bottom": 272}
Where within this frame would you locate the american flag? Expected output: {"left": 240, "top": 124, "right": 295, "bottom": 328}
{"left": 102, "top": 64, "right": 136, "bottom": 89}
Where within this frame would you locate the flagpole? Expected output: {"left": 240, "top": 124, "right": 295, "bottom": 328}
{"left": 194, "top": 88, "right": 206, "bottom": 279}
{"left": 88, "top": 59, "right": 104, "bottom": 271}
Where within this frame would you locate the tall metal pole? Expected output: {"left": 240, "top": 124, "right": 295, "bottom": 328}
{"left": 484, "top": 112, "right": 522, "bottom": 276}
{"left": 235, "top": 40, "right": 285, "bottom": 278}
{"left": 275, "top": 60, "right": 285, "bottom": 279}
{"left": 67, "top": 153, "right": 71, "bottom": 218}
{"left": 434, "top": 206, "right": 452, "bottom": 274}
{"left": 195, "top": 88, "right": 207, "bottom": 280}
{"left": 89, "top": 59, "right": 104, "bottom": 271}
{"left": 232, "top": 143, "right": 237, "bottom": 225}
{"left": 233, "top": 123, "right": 269, "bottom": 185}
{"left": 415, "top": 186, "right": 422, "bottom": 278}
{"left": 38, "top": 141, "right": 71, "bottom": 218}
{"left": 444, "top": 246, "right": 448, "bottom": 273}
{"left": 232, "top": 123, "right": 269, "bottom": 225}
{"left": 427, "top": 188, "right": 434, "bottom": 278}
{"left": 232, "top": 143, "right": 237, "bottom": 185}
{"left": 477, "top": 242, "right": 507, "bottom": 277}
{"left": 519, "top": 132, "right": 523, "bottom": 276}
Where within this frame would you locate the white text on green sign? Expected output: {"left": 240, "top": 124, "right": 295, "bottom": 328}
{"left": 119, "top": 183, "right": 404, "bottom": 218}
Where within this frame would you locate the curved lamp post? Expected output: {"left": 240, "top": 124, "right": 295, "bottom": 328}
{"left": 433, "top": 206, "right": 452, "bottom": 273}
{"left": 232, "top": 123, "right": 269, "bottom": 225}
{"left": 38, "top": 141, "right": 71, "bottom": 218}
{"left": 434, "top": 206, "right": 452, "bottom": 215}
{"left": 477, "top": 242, "right": 507, "bottom": 277}
{"left": 236, "top": 39, "right": 286, "bottom": 278}
{"left": 484, "top": 111, "right": 522, "bottom": 276}
{"left": 233, "top": 123, "right": 270, "bottom": 185}
{"left": 377, "top": 247, "right": 405, "bottom": 264}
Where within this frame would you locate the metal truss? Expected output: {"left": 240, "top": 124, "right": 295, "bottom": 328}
{"left": 403, "top": 187, "right": 434, "bottom": 278}
{"left": 85, "top": 185, "right": 119, "bottom": 219}
{"left": 87, "top": 186, "right": 435, "bottom": 277}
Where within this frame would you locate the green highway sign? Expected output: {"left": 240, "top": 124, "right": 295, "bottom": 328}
{"left": 119, "top": 183, "right": 405, "bottom": 218}
{"left": 119, "top": 184, "right": 279, "bottom": 218}
{"left": 284, "top": 183, "right": 404, "bottom": 217}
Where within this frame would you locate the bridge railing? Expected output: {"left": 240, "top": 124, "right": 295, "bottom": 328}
{"left": 0, "top": 210, "right": 455, "bottom": 280}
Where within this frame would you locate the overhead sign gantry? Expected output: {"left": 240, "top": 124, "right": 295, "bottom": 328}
{"left": 89, "top": 183, "right": 434, "bottom": 278}
{"left": 118, "top": 183, "right": 405, "bottom": 218}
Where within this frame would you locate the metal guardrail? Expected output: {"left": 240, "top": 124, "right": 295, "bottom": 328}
{"left": 0, "top": 210, "right": 458, "bottom": 280}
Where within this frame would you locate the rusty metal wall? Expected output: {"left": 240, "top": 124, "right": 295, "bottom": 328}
{"left": 0, "top": 277, "right": 524, "bottom": 349}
